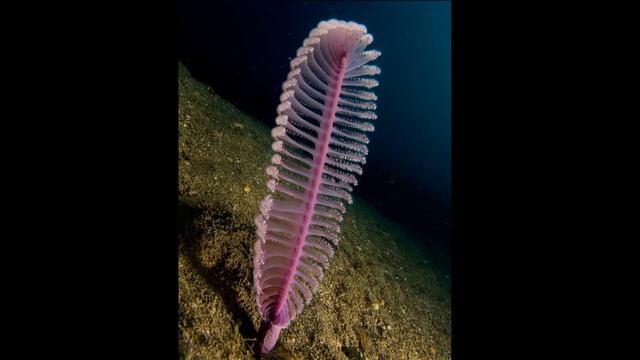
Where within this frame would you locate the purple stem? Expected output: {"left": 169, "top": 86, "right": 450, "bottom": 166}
{"left": 258, "top": 321, "right": 282, "bottom": 356}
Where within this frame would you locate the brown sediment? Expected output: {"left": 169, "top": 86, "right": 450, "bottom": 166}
{"left": 178, "top": 62, "right": 451, "bottom": 359}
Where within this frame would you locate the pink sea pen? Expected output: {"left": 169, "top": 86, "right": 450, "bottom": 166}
{"left": 253, "top": 19, "right": 381, "bottom": 355}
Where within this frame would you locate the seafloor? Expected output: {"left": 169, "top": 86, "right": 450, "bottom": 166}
{"left": 178, "top": 62, "right": 451, "bottom": 360}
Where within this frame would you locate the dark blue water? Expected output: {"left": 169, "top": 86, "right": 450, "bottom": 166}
{"left": 178, "top": 0, "right": 451, "bottom": 271}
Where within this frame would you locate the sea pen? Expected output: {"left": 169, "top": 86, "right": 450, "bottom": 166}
{"left": 253, "top": 19, "right": 381, "bottom": 355}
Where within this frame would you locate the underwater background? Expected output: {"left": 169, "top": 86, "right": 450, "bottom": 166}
{"left": 179, "top": 0, "right": 451, "bottom": 274}
{"left": 178, "top": 1, "right": 451, "bottom": 358}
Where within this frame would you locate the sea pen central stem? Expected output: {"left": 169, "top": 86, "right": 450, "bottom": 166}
{"left": 272, "top": 55, "right": 348, "bottom": 321}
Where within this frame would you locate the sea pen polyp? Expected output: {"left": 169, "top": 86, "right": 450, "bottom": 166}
{"left": 253, "top": 19, "right": 381, "bottom": 355}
